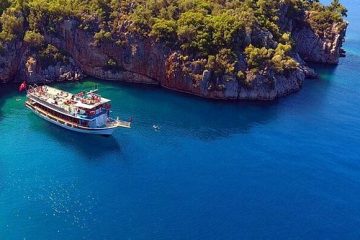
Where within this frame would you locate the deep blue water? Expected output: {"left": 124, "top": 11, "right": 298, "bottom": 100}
{"left": 1, "top": 1, "right": 360, "bottom": 239}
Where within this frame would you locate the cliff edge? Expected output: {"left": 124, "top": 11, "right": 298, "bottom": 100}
{"left": 0, "top": 0, "right": 347, "bottom": 100}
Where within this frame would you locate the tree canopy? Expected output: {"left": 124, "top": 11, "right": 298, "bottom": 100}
{"left": 0, "top": 0, "right": 347, "bottom": 78}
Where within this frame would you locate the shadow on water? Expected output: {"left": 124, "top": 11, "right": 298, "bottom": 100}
{"left": 51, "top": 80, "right": 282, "bottom": 140}
{"left": 52, "top": 78, "right": 335, "bottom": 141}
{"left": 0, "top": 83, "right": 18, "bottom": 122}
{"left": 306, "top": 62, "right": 338, "bottom": 89}
{"left": 108, "top": 83, "right": 282, "bottom": 140}
{"left": 27, "top": 113, "right": 122, "bottom": 160}
{"left": 0, "top": 85, "right": 17, "bottom": 194}
{"left": 293, "top": 62, "right": 339, "bottom": 111}
{"left": 305, "top": 56, "right": 356, "bottom": 94}
{"left": 308, "top": 62, "right": 338, "bottom": 75}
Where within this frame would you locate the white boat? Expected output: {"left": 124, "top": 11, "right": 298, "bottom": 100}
{"left": 25, "top": 85, "right": 131, "bottom": 135}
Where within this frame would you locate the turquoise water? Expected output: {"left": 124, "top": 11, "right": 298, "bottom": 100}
{"left": 1, "top": 1, "right": 360, "bottom": 239}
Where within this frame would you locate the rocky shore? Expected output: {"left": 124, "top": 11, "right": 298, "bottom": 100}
{"left": 0, "top": 6, "right": 347, "bottom": 101}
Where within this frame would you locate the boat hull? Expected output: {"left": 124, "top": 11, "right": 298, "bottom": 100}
{"left": 26, "top": 103, "right": 116, "bottom": 135}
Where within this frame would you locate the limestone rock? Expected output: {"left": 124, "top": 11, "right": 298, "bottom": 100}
{"left": 0, "top": 5, "right": 348, "bottom": 101}
{"left": 292, "top": 12, "right": 347, "bottom": 64}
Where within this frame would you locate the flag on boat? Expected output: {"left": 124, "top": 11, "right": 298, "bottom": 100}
{"left": 19, "top": 81, "right": 27, "bottom": 92}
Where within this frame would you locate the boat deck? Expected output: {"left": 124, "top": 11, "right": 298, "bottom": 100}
{"left": 27, "top": 85, "right": 111, "bottom": 115}
{"left": 26, "top": 85, "right": 131, "bottom": 133}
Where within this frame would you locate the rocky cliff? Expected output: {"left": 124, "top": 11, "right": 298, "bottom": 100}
{"left": 0, "top": 40, "right": 22, "bottom": 83}
{"left": 293, "top": 12, "right": 347, "bottom": 64}
{"left": 0, "top": 3, "right": 347, "bottom": 101}
{"left": 0, "top": 39, "right": 83, "bottom": 84}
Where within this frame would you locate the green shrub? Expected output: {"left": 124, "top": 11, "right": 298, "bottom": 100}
{"left": 24, "top": 30, "right": 44, "bottom": 48}
{"left": 0, "top": 8, "right": 24, "bottom": 42}
{"left": 177, "top": 11, "right": 213, "bottom": 56}
{"left": 150, "top": 18, "right": 177, "bottom": 43}
{"left": 0, "top": 0, "right": 11, "bottom": 16}
{"left": 38, "top": 44, "right": 69, "bottom": 67}
{"left": 104, "top": 57, "right": 123, "bottom": 72}
{"left": 245, "top": 44, "right": 274, "bottom": 72}
{"left": 271, "top": 43, "right": 299, "bottom": 73}
{"left": 94, "top": 29, "right": 112, "bottom": 43}
{"left": 206, "top": 48, "right": 237, "bottom": 76}
{"left": 128, "top": 5, "right": 154, "bottom": 35}
{"left": 308, "top": 0, "right": 347, "bottom": 34}
{"left": 245, "top": 43, "right": 298, "bottom": 74}
{"left": 211, "top": 11, "right": 243, "bottom": 48}
{"left": 329, "top": 0, "right": 347, "bottom": 17}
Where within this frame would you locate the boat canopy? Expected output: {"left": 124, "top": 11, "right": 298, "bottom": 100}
{"left": 74, "top": 98, "right": 111, "bottom": 110}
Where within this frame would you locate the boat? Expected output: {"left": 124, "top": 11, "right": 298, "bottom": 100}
{"left": 25, "top": 85, "right": 131, "bottom": 135}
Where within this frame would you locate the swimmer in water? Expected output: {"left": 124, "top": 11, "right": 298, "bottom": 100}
{"left": 153, "top": 125, "right": 160, "bottom": 131}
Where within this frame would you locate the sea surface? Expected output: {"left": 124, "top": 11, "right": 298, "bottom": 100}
{"left": 0, "top": 1, "right": 359, "bottom": 239}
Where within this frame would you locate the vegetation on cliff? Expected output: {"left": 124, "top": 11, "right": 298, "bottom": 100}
{"left": 308, "top": 0, "right": 347, "bottom": 35}
{"left": 0, "top": 0, "right": 347, "bottom": 86}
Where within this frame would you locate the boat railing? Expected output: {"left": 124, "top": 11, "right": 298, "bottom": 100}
{"left": 107, "top": 117, "right": 131, "bottom": 128}
{"left": 27, "top": 85, "right": 50, "bottom": 98}
{"left": 27, "top": 84, "right": 39, "bottom": 93}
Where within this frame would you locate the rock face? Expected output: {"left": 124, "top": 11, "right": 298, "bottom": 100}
{"left": 0, "top": 9, "right": 347, "bottom": 100}
{"left": 292, "top": 12, "right": 348, "bottom": 64}
{"left": 162, "top": 51, "right": 304, "bottom": 100}
{"left": 0, "top": 40, "right": 23, "bottom": 83}
{"left": 46, "top": 20, "right": 160, "bottom": 85}
{"left": 0, "top": 40, "right": 83, "bottom": 84}
{"left": 18, "top": 55, "right": 83, "bottom": 83}
{"left": 41, "top": 20, "right": 308, "bottom": 100}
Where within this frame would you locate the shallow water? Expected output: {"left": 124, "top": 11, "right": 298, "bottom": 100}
{"left": 1, "top": 1, "right": 360, "bottom": 239}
